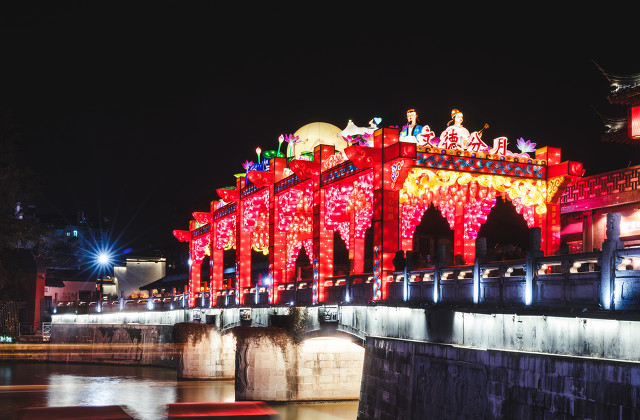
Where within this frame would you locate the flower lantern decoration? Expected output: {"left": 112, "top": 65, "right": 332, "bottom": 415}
{"left": 192, "top": 233, "right": 211, "bottom": 263}
{"left": 215, "top": 215, "right": 236, "bottom": 251}
{"left": 243, "top": 189, "right": 270, "bottom": 254}
{"left": 324, "top": 171, "right": 374, "bottom": 247}
{"left": 278, "top": 185, "right": 314, "bottom": 271}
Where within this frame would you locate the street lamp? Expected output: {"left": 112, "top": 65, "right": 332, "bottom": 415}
{"left": 98, "top": 253, "right": 110, "bottom": 265}
{"left": 96, "top": 251, "right": 112, "bottom": 312}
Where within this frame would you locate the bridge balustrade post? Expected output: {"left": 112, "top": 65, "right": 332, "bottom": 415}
{"left": 433, "top": 244, "right": 446, "bottom": 303}
{"left": 313, "top": 144, "right": 336, "bottom": 304}
{"left": 526, "top": 227, "right": 543, "bottom": 306}
{"left": 473, "top": 237, "right": 486, "bottom": 304}
{"left": 345, "top": 274, "right": 351, "bottom": 303}
{"left": 403, "top": 251, "right": 413, "bottom": 302}
{"left": 601, "top": 212, "right": 623, "bottom": 310}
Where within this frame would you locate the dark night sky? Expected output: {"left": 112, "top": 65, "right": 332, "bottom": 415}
{"left": 1, "top": 4, "right": 638, "bottom": 256}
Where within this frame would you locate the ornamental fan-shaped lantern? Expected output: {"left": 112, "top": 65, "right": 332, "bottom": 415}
{"left": 192, "top": 212, "right": 212, "bottom": 225}
{"left": 246, "top": 170, "right": 274, "bottom": 188}
{"left": 217, "top": 188, "right": 239, "bottom": 203}
{"left": 173, "top": 230, "right": 191, "bottom": 242}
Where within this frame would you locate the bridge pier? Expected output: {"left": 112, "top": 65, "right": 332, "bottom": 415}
{"left": 234, "top": 326, "right": 364, "bottom": 402}
{"left": 174, "top": 322, "right": 236, "bottom": 380}
{"left": 170, "top": 306, "right": 365, "bottom": 401}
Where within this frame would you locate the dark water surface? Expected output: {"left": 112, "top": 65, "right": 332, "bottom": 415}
{"left": 0, "top": 362, "right": 357, "bottom": 419}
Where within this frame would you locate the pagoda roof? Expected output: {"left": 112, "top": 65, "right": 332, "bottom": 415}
{"left": 598, "top": 114, "right": 636, "bottom": 145}
{"left": 595, "top": 62, "right": 640, "bottom": 106}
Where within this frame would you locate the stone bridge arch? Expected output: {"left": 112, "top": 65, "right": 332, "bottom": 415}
{"left": 177, "top": 307, "right": 365, "bottom": 402}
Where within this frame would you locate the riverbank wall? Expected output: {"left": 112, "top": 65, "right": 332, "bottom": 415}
{"left": 2, "top": 321, "right": 237, "bottom": 380}
{"left": 358, "top": 336, "right": 640, "bottom": 419}
{"left": 1, "top": 323, "right": 178, "bottom": 368}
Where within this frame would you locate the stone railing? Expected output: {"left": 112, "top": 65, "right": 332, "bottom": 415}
{"left": 54, "top": 213, "right": 639, "bottom": 316}
{"left": 380, "top": 213, "right": 640, "bottom": 312}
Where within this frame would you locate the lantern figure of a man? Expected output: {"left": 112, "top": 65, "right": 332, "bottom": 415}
{"left": 438, "top": 109, "right": 470, "bottom": 150}
{"left": 400, "top": 108, "right": 423, "bottom": 142}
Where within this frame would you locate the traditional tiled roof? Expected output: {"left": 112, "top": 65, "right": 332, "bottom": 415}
{"left": 599, "top": 114, "right": 635, "bottom": 145}
{"left": 595, "top": 62, "right": 640, "bottom": 106}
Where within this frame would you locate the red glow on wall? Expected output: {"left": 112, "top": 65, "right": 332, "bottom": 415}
{"left": 631, "top": 106, "right": 640, "bottom": 139}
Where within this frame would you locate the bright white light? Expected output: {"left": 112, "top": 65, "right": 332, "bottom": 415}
{"left": 97, "top": 253, "right": 110, "bottom": 265}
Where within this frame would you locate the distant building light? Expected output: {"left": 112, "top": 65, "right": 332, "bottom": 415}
{"left": 73, "top": 230, "right": 78, "bottom": 237}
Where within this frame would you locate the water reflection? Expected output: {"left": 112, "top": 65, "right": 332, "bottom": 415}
{"left": 0, "top": 362, "right": 357, "bottom": 419}
{"left": 47, "top": 374, "right": 179, "bottom": 419}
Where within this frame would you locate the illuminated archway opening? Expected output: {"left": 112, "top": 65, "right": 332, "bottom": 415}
{"left": 400, "top": 168, "right": 547, "bottom": 263}
{"left": 477, "top": 196, "right": 530, "bottom": 261}
{"left": 413, "top": 204, "right": 454, "bottom": 267}
{"left": 213, "top": 214, "right": 237, "bottom": 305}
{"left": 277, "top": 184, "right": 313, "bottom": 282}
{"left": 324, "top": 170, "right": 374, "bottom": 275}
{"left": 364, "top": 226, "right": 374, "bottom": 273}
{"left": 294, "top": 246, "right": 312, "bottom": 280}
{"left": 251, "top": 249, "right": 269, "bottom": 285}
{"left": 333, "top": 231, "right": 349, "bottom": 276}
{"left": 222, "top": 248, "right": 236, "bottom": 302}
{"left": 200, "top": 255, "right": 210, "bottom": 298}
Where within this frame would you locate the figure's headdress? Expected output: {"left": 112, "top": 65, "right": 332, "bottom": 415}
{"left": 447, "top": 109, "right": 463, "bottom": 126}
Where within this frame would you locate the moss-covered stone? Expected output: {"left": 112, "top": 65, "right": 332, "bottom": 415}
{"left": 172, "top": 322, "right": 211, "bottom": 346}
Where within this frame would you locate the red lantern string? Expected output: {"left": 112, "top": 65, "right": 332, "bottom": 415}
{"left": 215, "top": 215, "right": 236, "bottom": 251}
{"left": 324, "top": 171, "right": 373, "bottom": 248}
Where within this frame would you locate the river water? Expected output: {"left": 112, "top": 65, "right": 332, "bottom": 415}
{"left": 0, "top": 362, "right": 358, "bottom": 419}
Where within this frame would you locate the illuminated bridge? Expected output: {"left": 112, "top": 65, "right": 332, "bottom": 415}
{"left": 49, "top": 120, "right": 640, "bottom": 418}
{"left": 172, "top": 123, "right": 584, "bottom": 309}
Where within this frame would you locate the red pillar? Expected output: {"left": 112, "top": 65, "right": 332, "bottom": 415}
{"left": 371, "top": 128, "right": 416, "bottom": 300}
{"left": 210, "top": 202, "right": 224, "bottom": 307}
{"left": 535, "top": 146, "right": 582, "bottom": 256}
{"left": 374, "top": 188, "right": 400, "bottom": 301}
{"left": 236, "top": 177, "right": 251, "bottom": 305}
{"left": 373, "top": 128, "right": 399, "bottom": 301}
{"left": 314, "top": 144, "right": 335, "bottom": 303}
{"left": 546, "top": 202, "right": 562, "bottom": 255}
{"left": 187, "top": 220, "right": 202, "bottom": 308}
{"left": 269, "top": 157, "right": 287, "bottom": 304}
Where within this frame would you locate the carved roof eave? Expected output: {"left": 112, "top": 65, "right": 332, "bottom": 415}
{"left": 601, "top": 126, "right": 639, "bottom": 146}
{"left": 608, "top": 87, "right": 640, "bottom": 106}
{"left": 594, "top": 62, "right": 640, "bottom": 106}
